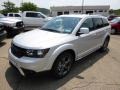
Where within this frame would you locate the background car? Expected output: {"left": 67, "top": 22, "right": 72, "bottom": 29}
{"left": 5, "top": 11, "right": 52, "bottom": 30}
{"left": 110, "top": 17, "right": 120, "bottom": 34}
{"left": 108, "top": 15, "right": 118, "bottom": 21}
{"left": 0, "top": 13, "right": 24, "bottom": 37}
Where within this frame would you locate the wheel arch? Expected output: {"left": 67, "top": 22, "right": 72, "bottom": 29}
{"left": 46, "top": 44, "right": 76, "bottom": 70}
{"left": 106, "top": 35, "right": 110, "bottom": 41}
{"left": 102, "top": 31, "right": 110, "bottom": 43}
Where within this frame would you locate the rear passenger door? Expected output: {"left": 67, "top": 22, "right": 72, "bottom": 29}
{"left": 92, "top": 18, "right": 106, "bottom": 46}
{"left": 76, "top": 18, "right": 98, "bottom": 58}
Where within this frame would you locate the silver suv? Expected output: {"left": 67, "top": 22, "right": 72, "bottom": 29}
{"left": 9, "top": 15, "right": 111, "bottom": 78}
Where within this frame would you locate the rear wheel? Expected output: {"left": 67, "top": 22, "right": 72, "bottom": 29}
{"left": 100, "top": 37, "right": 110, "bottom": 52}
{"left": 51, "top": 52, "right": 74, "bottom": 79}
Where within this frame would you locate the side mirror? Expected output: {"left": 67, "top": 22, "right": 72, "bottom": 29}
{"left": 76, "top": 27, "right": 89, "bottom": 36}
{"left": 80, "top": 27, "right": 90, "bottom": 34}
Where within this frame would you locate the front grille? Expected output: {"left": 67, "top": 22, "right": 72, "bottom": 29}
{"left": 11, "top": 44, "right": 26, "bottom": 58}
{"left": 16, "top": 21, "right": 24, "bottom": 27}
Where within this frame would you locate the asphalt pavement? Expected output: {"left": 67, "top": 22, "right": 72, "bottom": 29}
{"left": 0, "top": 35, "right": 120, "bottom": 90}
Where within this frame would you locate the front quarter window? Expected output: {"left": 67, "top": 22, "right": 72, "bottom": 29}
{"left": 41, "top": 17, "right": 81, "bottom": 34}
{"left": 81, "top": 18, "right": 94, "bottom": 31}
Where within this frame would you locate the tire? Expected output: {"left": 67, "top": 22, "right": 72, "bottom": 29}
{"left": 51, "top": 52, "right": 74, "bottom": 79}
{"left": 100, "top": 37, "right": 110, "bottom": 52}
{"left": 111, "top": 28, "right": 116, "bottom": 34}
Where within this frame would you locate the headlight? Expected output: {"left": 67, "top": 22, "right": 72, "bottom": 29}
{"left": 26, "top": 48, "right": 50, "bottom": 58}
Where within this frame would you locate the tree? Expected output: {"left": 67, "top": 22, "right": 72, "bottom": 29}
{"left": 2, "top": 1, "right": 19, "bottom": 14}
{"left": 114, "top": 9, "right": 120, "bottom": 15}
{"left": 109, "top": 9, "right": 114, "bottom": 14}
{"left": 20, "top": 2, "right": 38, "bottom": 12}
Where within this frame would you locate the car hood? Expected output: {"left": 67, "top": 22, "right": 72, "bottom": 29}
{"left": 13, "top": 29, "right": 75, "bottom": 49}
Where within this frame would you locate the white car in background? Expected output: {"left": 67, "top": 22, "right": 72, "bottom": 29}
{"left": 0, "top": 14, "right": 24, "bottom": 36}
{"left": 5, "top": 11, "right": 52, "bottom": 30}
{"left": 9, "top": 15, "right": 111, "bottom": 78}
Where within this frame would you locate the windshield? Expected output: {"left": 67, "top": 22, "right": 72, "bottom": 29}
{"left": 111, "top": 18, "right": 120, "bottom": 23}
{"left": 0, "top": 14, "right": 5, "bottom": 18}
{"left": 41, "top": 17, "right": 81, "bottom": 34}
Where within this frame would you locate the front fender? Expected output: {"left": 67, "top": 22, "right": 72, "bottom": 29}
{"left": 46, "top": 44, "right": 76, "bottom": 70}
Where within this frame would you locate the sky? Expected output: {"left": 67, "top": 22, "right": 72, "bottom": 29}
{"left": 0, "top": 0, "right": 120, "bottom": 10}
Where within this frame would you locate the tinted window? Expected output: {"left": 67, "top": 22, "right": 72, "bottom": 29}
{"left": 26, "top": 12, "right": 43, "bottom": 18}
{"left": 93, "top": 18, "right": 103, "bottom": 29}
{"left": 81, "top": 18, "right": 94, "bottom": 31}
{"left": 15, "top": 14, "right": 21, "bottom": 17}
{"left": 102, "top": 18, "right": 109, "bottom": 26}
{"left": 9, "top": 14, "right": 13, "bottom": 17}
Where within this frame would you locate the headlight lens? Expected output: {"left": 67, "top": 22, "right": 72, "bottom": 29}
{"left": 26, "top": 49, "right": 50, "bottom": 58}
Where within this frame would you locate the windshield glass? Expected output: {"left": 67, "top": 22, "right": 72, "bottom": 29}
{"left": 41, "top": 17, "right": 81, "bottom": 34}
{"left": 0, "top": 14, "right": 5, "bottom": 18}
{"left": 111, "top": 18, "right": 120, "bottom": 23}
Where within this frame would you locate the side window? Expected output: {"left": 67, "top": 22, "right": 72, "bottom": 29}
{"left": 93, "top": 18, "right": 103, "bottom": 29}
{"left": 102, "top": 18, "right": 109, "bottom": 26}
{"left": 26, "top": 12, "right": 38, "bottom": 18}
{"left": 15, "top": 14, "right": 21, "bottom": 17}
{"left": 9, "top": 14, "right": 13, "bottom": 17}
{"left": 37, "top": 13, "right": 45, "bottom": 18}
{"left": 81, "top": 18, "right": 94, "bottom": 31}
{"left": 26, "top": 12, "right": 45, "bottom": 18}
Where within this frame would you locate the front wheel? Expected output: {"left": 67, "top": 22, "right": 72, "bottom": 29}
{"left": 51, "top": 52, "right": 74, "bottom": 79}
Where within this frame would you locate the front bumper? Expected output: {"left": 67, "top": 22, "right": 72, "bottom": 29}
{"left": 0, "top": 31, "right": 7, "bottom": 42}
{"left": 5, "top": 25, "right": 24, "bottom": 31}
{"left": 9, "top": 49, "right": 50, "bottom": 76}
{"left": 5, "top": 26, "right": 24, "bottom": 37}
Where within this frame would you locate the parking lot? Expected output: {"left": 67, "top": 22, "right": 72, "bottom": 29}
{"left": 0, "top": 35, "right": 120, "bottom": 90}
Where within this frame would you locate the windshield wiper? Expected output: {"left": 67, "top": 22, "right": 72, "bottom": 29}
{"left": 41, "top": 28, "right": 61, "bottom": 33}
